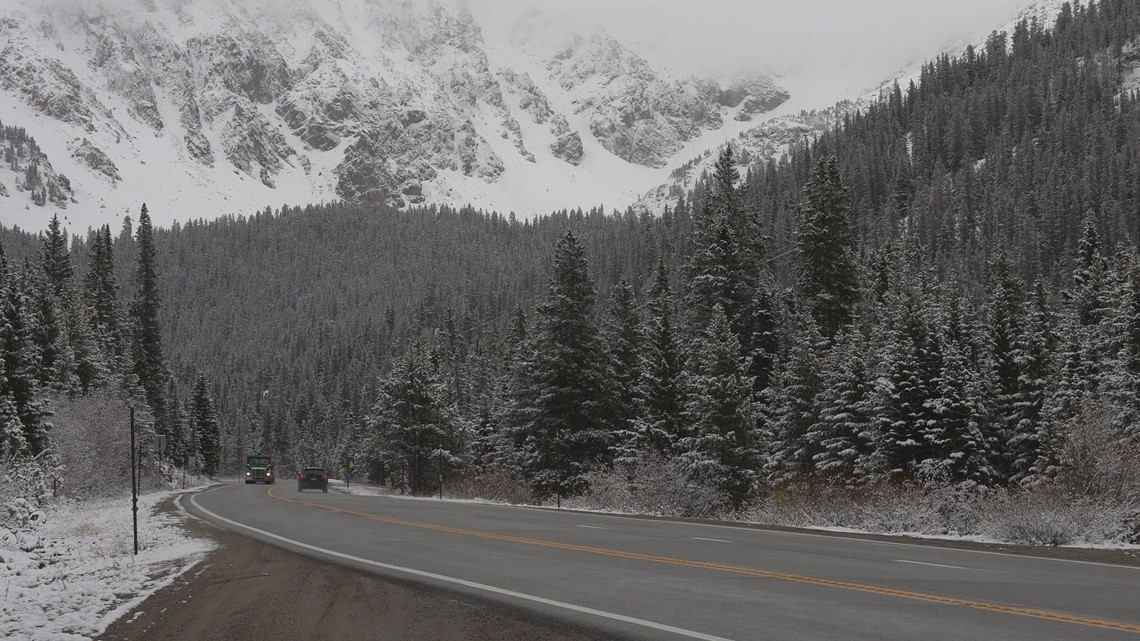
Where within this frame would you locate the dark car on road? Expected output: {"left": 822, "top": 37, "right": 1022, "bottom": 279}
{"left": 298, "top": 467, "right": 329, "bottom": 493}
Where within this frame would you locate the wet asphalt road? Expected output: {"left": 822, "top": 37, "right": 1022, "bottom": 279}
{"left": 185, "top": 481, "right": 1140, "bottom": 641}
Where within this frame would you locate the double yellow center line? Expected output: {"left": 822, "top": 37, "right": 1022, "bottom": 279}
{"left": 266, "top": 487, "right": 1140, "bottom": 635}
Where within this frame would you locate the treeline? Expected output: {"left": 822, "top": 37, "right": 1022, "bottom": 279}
{"left": 2, "top": 0, "right": 1136, "bottom": 509}
{"left": 364, "top": 152, "right": 1140, "bottom": 507}
{"left": 363, "top": 0, "right": 1140, "bottom": 503}
{"left": 0, "top": 209, "right": 220, "bottom": 487}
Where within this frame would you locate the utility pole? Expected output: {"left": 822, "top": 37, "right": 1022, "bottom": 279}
{"left": 438, "top": 450, "right": 443, "bottom": 500}
{"left": 129, "top": 406, "right": 138, "bottom": 556}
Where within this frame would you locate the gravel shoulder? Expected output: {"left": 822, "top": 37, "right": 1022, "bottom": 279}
{"left": 99, "top": 497, "right": 626, "bottom": 641}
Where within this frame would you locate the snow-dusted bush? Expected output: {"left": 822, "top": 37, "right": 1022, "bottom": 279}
{"left": 1057, "top": 401, "right": 1140, "bottom": 504}
{"left": 739, "top": 481, "right": 1138, "bottom": 546}
{"left": 446, "top": 471, "right": 534, "bottom": 505}
{"left": 0, "top": 449, "right": 61, "bottom": 531}
{"left": 568, "top": 457, "right": 727, "bottom": 518}
{"left": 51, "top": 392, "right": 166, "bottom": 499}
{"left": 975, "top": 488, "right": 1131, "bottom": 545}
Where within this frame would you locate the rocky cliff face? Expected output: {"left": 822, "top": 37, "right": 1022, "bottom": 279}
{"left": 0, "top": 0, "right": 788, "bottom": 227}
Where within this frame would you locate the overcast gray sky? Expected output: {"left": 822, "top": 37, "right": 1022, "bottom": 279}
{"left": 472, "top": 0, "right": 1034, "bottom": 102}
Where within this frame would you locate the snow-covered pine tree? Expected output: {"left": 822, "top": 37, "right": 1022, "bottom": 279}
{"left": 27, "top": 266, "right": 61, "bottom": 388}
{"left": 679, "top": 304, "right": 759, "bottom": 507}
{"left": 0, "top": 387, "right": 26, "bottom": 457}
{"left": 634, "top": 258, "right": 687, "bottom": 458}
{"left": 797, "top": 157, "right": 859, "bottom": 338}
{"left": 602, "top": 280, "right": 643, "bottom": 460}
{"left": 366, "top": 343, "right": 458, "bottom": 494}
{"left": 129, "top": 203, "right": 167, "bottom": 412}
{"left": 810, "top": 329, "right": 874, "bottom": 484}
{"left": 40, "top": 214, "right": 72, "bottom": 299}
{"left": 985, "top": 255, "right": 1025, "bottom": 482}
{"left": 1, "top": 267, "right": 50, "bottom": 454}
{"left": 1032, "top": 312, "right": 1084, "bottom": 483}
{"left": 507, "top": 231, "right": 617, "bottom": 499}
{"left": 1009, "top": 280, "right": 1054, "bottom": 484}
{"left": 865, "top": 281, "right": 940, "bottom": 481}
{"left": 766, "top": 311, "right": 828, "bottom": 485}
{"left": 61, "top": 286, "right": 107, "bottom": 394}
{"left": 1113, "top": 257, "right": 1140, "bottom": 440}
{"left": 165, "top": 379, "right": 187, "bottom": 466}
{"left": 685, "top": 147, "right": 778, "bottom": 392}
{"left": 192, "top": 374, "right": 220, "bottom": 475}
{"left": 921, "top": 339, "right": 993, "bottom": 487}
{"left": 84, "top": 225, "right": 122, "bottom": 367}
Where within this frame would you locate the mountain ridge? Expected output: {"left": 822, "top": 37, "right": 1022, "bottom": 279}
{"left": 0, "top": 0, "right": 788, "bottom": 231}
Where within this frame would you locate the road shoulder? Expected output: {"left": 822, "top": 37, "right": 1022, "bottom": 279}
{"left": 100, "top": 494, "right": 627, "bottom": 641}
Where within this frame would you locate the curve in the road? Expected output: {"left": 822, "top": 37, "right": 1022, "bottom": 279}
{"left": 188, "top": 486, "right": 734, "bottom": 641}
{"left": 257, "top": 486, "right": 1140, "bottom": 637}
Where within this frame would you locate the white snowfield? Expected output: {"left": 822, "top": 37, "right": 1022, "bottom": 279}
{"left": 0, "top": 488, "right": 215, "bottom": 641}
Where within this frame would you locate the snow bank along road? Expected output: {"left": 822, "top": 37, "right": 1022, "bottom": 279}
{"left": 184, "top": 483, "right": 1140, "bottom": 641}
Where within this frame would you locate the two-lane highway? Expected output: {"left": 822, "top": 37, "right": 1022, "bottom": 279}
{"left": 185, "top": 482, "right": 1140, "bottom": 641}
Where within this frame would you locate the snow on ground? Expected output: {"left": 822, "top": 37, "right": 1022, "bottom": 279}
{"left": 331, "top": 477, "right": 1139, "bottom": 550}
{"left": 0, "top": 487, "right": 216, "bottom": 641}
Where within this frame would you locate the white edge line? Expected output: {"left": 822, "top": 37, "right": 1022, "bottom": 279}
{"left": 895, "top": 560, "right": 969, "bottom": 570}
{"left": 692, "top": 537, "right": 732, "bottom": 543}
{"left": 576, "top": 525, "right": 603, "bottom": 529}
{"left": 346, "top": 493, "right": 1140, "bottom": 572}
{"left": 187, "top": 489, "right": 736, "bottom": 641}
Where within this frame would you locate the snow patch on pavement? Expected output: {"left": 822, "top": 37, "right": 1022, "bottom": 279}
{"left": 0, "top": 488, "right": 216, "bottom": 641}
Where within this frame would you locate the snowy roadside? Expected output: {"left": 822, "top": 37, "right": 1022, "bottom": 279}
{"left": 0, "top": 487, "right": 217, "bottom": 641}
{"left": 328, "top": 479, "right": 1140, "bottom": 553}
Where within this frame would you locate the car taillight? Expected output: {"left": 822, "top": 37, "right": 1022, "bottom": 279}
{"left": 323, "top": 474, "right": 328, "bottom": 480}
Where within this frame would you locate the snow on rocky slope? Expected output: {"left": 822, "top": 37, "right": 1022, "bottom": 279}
{"left": 0, "top": 0, "right": 788, "bottom": 232}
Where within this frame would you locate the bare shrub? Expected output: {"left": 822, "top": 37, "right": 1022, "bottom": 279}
{"left": 0, "top": 450, "right": 61, "bottom": 530}
{"left": 976, "top": 486, "right": 1133, "bottom": 546}
{"left": 568, "top": 457, "right": 727, "bottom": 518}
{"left": 446, "top": 471, "right": 534, "bottom": 505}
{"left": 1058, "top": 401, "right": 1140, "bottom": 503}
{"left": 51, "top": 392, "right": 137, "bottom": 499}
{"left": 744, "top": 483, "right": 951, "bottom": 535}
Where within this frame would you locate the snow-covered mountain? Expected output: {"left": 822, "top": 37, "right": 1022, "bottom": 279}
{"left": 0, "top": 0, "right": 789, "bottom": 231}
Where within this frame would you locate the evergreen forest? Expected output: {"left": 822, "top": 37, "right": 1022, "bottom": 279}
{"left": 2, "top": 0, "right": 1139, "bottom": 538}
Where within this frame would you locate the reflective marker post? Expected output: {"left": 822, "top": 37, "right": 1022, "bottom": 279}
{"left": 129, "top": 405, "right": 138, "bottom": 556}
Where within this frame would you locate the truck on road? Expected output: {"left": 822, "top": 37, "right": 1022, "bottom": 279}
{"left": 245, "top": 455, "right": 275, "bottom": 484}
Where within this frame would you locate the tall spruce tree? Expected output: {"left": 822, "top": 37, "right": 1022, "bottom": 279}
{"left": 507, "top": 231, "right": 617, "bottom": 499}
{"left": 986, "top": 255, "right": 1025, "bottom": 481}
{"left": 1009, "top": 281, "right": 1054, "bottom": 483}
{"left": 602, "top": 280, "right": 643, "bottom": 456}
{"left": 84, "top": 225, "right": 121, "bottom": 364}
{"left": 810, "top": 330, "right": 875, "bottom": 483}
{"left": 192, "top": 374, "right": 220, "bottom": 475}
{"left": 686, "top": 147, "right": 778, "bottom": 392}
{"left": 679, "top": 305, "right": 759, "bottom": 507}
{"left": 0, "top": 271, "right": 49, "bottom": 454}
{"left": 1115, "top": 258, "right": 1140, "bottom": 440}
{"left": 766, "top": 311, "right": 828, "bottom": 484}
{"left": 921, "top": 340, "right": 993, "bottom": 486}
{"left": 41, "top": 214, "right": 72, "bottom": 298}
{"left": 796, "top": 157, "right": 859, "bottom": 338}
{"left": 635, "top": 258, "right": 687, "bottom": 456}
{"left": 366, "top": 343, "right": 458, "bottom": 494}
{"left": 129, "top": 204, "right": 167, "bottom": 409}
